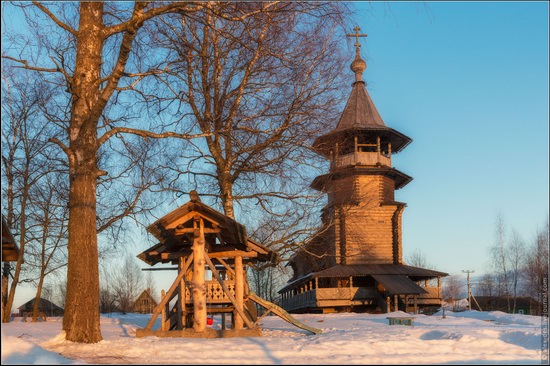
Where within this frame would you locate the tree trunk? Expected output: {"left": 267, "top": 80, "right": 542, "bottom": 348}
{"left": 62, "top": 2, "right": 103, "bottom": 343}
{"left": 219, "top": 171, "right": 235, "bottom": 219}
{"left": 32, "top": 272, "right": 47, "bottom": 322}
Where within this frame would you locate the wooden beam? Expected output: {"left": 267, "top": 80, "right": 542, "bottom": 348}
{"left": 252, "top": 308, "right": 273, "bottom": 328}
{"left": 203, "top": 251, "right": 254, "bottom": 329}
{"left": 161, "top": 250, "right": 192, "bottom": 260}
{"left": 207, "top": 250, "right": 258, "bottom": 259}
{"left": 144, "top": 253, "right": 194, "bottom": 331}
{"left": 192, "top": 217, "right": 207, "bottom": 333}
{"left": 174, "top": 227, "right": 221, "bottom": 235}
{"left": 164, "top": 211, "right": 204, "bottom": 230}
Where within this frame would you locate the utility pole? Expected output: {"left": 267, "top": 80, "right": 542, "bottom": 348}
{"left": 462, "top": 270, "right": 475, "bottom": 310}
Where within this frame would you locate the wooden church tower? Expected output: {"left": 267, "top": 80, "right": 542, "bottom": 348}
{"left": 279, "top": 28, "right": 447, "bottom": 314}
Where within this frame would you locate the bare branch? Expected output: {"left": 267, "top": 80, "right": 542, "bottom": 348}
{"left": 32, "top": 1, "right": 77, "bottom": 36}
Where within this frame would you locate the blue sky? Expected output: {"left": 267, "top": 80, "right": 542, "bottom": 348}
{"left": 350, "top": 1, "right": 549, "bottom": 276}
{"left": 4, "top": 2, "right": 549, "bottom": 308}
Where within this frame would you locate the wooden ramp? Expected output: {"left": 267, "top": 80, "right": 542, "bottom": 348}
{"left": 248, "top": 292, "right": 322, "bottom": 335}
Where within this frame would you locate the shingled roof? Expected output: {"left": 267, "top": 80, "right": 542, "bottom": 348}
{"left": 137, "top": 198, "right": 278, "bottom": 266}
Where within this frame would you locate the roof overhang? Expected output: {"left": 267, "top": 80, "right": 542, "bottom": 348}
{"left": 2, "top": 215, "right": 20, "bottom": 262}
{"left": 279, "top": 264, "right": 448, "bottom": 293}
{"left": 313, "top": 127, "right": 412, "bottom": 157}
{"left": 138, "top": 200, "right": 278, "bottom": 266}
{"left": 372, "top": 274, "right": 428, "bottom": 295}
{"left": 311, "top": 165, "right": 413, "bottom": 192}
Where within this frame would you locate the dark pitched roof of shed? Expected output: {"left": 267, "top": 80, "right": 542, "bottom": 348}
{"left": 372, "top": 274, "right": 427, "bottom": 295}
{"left": 18, "top": 298, "right": 64, "bottom": 311}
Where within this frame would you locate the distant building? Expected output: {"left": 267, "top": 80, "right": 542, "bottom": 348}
{"left": 18, "top": 298, "right": 64, "bottom": 317}
{"left": 472, "top": 296, "right": 541, "bottom": 315}
{"left": 279, "top": 28, "right": 448, "bottom": 314}
{"left": 133, "top": 288, "right": 158, "bottom": 314}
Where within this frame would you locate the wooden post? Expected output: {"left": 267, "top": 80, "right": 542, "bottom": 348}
{"left": 413, "top": 295, "right": 418, "bottom": 314}
{"left": 388, "top": 142, "right": 392, "bottom": 155}
{"left": 178, "top": 256, "right": 186, "bottom": 330}
{"left": 386, "top": 296, "right": 391, "bottom": 314}
{"left": 234, "top": 255, "right": 244, "bottom": 330}
{"left": 377, "top": 136, "right": 380, "bottom": 153}
{"left": 354, "top": 136, "right": 358, "bottom": 162}
{"left": 161, "top": 290, "right": 166, "bottom": 331}
{"left": 192, "top": 217, "right": 207, "bottom": 332}
{"left": 335, "top": 143, "right": 339, "bottom": 166}
{"left": 221, "top": 313, "right": 226, "bottom": 330}
{"left": 394, "top": 294, "right": 398, "bottom": 312}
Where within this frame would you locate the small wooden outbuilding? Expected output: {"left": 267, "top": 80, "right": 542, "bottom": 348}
{"left": 18, "top": 298, "right": 64, "bottom": 318}
{"left": 136, "top": 194, "right": 318, "bottom": 338}
{"left": 133, "top": 289, "right": 158, "bottom": 314}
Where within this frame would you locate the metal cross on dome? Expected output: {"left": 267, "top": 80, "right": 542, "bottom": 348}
{"left": 346, "top": 26, "right": 368, "bottom": 51}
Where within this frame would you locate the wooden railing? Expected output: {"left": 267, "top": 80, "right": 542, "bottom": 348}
{"left": 416, "top": 287, "right": 440, "bottom": 299}
{"left": 332, "top": 152, "right": 391, "bottom": 169}
{"left": 281, "top": 287, "right": 378, "bottom": 312}
{"left": 182, "top": 280, "right": 236, "bottom": 304}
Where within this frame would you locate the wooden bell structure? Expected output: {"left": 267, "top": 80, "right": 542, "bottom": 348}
{"left": 135, "top": 193, "right": 279, "bottom": 338}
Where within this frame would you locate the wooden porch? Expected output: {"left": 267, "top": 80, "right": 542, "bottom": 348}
{"left": 280, "top": 285, "right": 441, "bottom": 313}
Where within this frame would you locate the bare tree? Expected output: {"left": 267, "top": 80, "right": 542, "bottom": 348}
{"left": 1, "top": 66, "right": 63, "bottom": 322}
{"left": 507, "top": 229, "right": 525, "bottom": 313}
{"left": 405, "top": 248, "right": 435, "bottom": 269}
{"left": 54, "top": 277, "right": 67, "bottom": 309}
{"left": 477, "top": 272, "right": 496, "bottom": 297}
{"left": 443, "top": 275, "right": 464, "bottom": 312}
{"left": 524, "top": 217, "right": 549, "bottom": 315}
{"left": 490, "top": 212, "right": 510, "bottom": 311}
{"left": 26, "top": 174, "right": 69, "bottom": 322}
{"left": 144, "top": 271, "right": 158, "bottom": 304}
{"left": 150, "top": 3, "right": 351, "bottom": 250}
{"left": 3, "top": 2, "right": 280, "bottom": 342}
{"left": 110, "top": 253, "right": 144, "bottom": 314}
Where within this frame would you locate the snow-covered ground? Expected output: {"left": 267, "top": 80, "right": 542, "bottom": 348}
{"left": 1, "top": 310, "right": 547, "bottom": 364}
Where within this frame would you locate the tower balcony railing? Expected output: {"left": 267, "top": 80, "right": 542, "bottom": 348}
{"left": 332, "top": 152, "right": 391, "bottom": 169}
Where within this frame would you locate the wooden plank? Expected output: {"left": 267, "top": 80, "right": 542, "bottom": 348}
{"left": 203, "top": 251, "right": 255, "bottom": 329}
{"left": 247, "top": 292, "right": 322, "bottom": 335}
